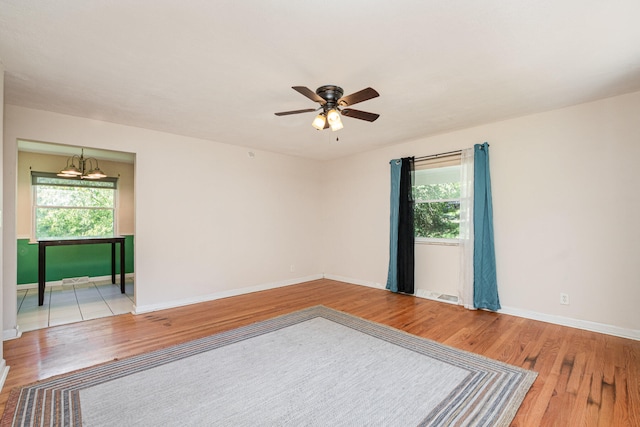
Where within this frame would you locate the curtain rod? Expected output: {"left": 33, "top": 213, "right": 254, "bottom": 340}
{"left": 414, "top": 149, "right": 462, "bottom": 162}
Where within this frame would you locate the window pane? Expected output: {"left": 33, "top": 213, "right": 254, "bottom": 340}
{"left": 36, "top": 208, "right": 115, "bottom": 239}
{"left": 415, "top": 201, "right": 460, "bottom": 239}
{"left": 414, "top": 182, "right": 460, "bottom": 201}
{"left": 414, "top": 165, "right": 460, "bottom": 186}
{"left": 36, "top": 186, "right": 114, "bottom": 208}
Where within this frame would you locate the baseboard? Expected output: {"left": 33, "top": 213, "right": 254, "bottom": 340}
{"left": 0, "top": 360, "right": 9, "bottom": 393}
{"left": 322, "top": 274, "right": 640, "bottom": 341}
{"left": 133, "top": 274, "right": 324, "bottom": 314}
{"left": 322, "top": 274, "right": 386, "bottom": 290}
{"left": 499, "top": 306, "right": 640, "bottom": 341}
{"left": 3, "top": 325, "right": 22, "bottom": 341}
{"left": 17, "top": 273, "right": 135, "bottom": 289}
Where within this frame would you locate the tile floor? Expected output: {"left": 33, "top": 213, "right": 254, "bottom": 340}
{"left": 17, "top": 280, "right": 135, "bottom": 333}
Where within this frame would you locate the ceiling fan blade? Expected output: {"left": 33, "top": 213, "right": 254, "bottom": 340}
{"left": 292, "top": 86, "right": 326, "bottom": 104}
{"left": 337, "top": 87, "right": 379, "bottom": 106}
{"left": 274, "top": 108, "right": 317, "bottom": 116}
{"left": 341, "top": 108, "right": 380, "bottom": 122}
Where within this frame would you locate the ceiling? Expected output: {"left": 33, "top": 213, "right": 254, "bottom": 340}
{"left": 1, "top": 1, "right": 639, "bottom": 161}
{"left": 17, "top": 139, "right": 135, "bottom": 163}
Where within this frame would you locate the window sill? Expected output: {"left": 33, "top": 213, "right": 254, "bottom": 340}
{"left": 415, "top": 238, "right": 460, "bottom": 246}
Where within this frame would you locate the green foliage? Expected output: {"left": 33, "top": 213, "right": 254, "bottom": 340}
{"left": 36, "top": 186, "right": 113, "bottom": 208}
{"left": 413, "top": 182, "right": 460, "bottom": 201}
{"left": 414, "top": 183, "right": 460, "bottom": 239}
{"left": 35, "top": 185, "right": 115, "bottom": 239}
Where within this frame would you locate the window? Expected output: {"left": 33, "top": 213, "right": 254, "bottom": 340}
{"left": 414, "top": 156, "right": 461, "bottom": 242}
{"left": 32, "top": 172, "right": 118, "bottom": 240}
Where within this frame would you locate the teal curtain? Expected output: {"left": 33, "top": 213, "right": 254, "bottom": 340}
{"left": 385, "top": 159, "right": 402, "bottom": 292}
{"left": 473, "top": 143, "right": 500, "bottom": 310}
{"left": 386, "top": 157, "right": 415, "bottom": 294}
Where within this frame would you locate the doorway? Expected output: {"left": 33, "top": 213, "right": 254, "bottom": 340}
{"left": 16, "top": 140, "right": 135, "bottom": 331}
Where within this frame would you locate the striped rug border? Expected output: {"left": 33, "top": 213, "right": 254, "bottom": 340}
{"left": 1, "top": 305, "right": 537, "bottom": 427}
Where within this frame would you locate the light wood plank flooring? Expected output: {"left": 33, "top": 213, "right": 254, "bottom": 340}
{"left": 2, "top": 279, "right": 638, "bottom": 425}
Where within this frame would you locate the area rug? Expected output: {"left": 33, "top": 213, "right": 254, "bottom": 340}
{"left": 2, "top": 306, "right": 536, "bottom": 426}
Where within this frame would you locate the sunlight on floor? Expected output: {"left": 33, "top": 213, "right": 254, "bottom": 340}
{"left": 17, "top": 280, "right": 135, "bottom": 332}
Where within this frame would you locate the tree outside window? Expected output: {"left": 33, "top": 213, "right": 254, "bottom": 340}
{"left": 414, "top": 165, "right": 460, "bottom": 240}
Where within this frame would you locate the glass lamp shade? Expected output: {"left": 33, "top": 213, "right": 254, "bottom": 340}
{"left": 326, "top": 109, "right": 340, "bottom": 124}
{"left": 312, "top": 114, "right": 326, "bottom": 130}
{"left": 59, "top": 164, "right": 82, "bottom": 176}
{"left": 327, "top": 109, "right": 343, "bottom": 131}
{"left": 330, "top": 120, "right": 344, "bottom": 131}
{"left": 85, "top": 167, "right": 107, "bottom": 179}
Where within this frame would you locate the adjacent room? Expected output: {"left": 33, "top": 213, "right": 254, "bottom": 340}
{"left": 0, "top": 1, "right": 638, "bottom": 425}
{"left": 16, "top": 141, "right": 135, "bottom": 331}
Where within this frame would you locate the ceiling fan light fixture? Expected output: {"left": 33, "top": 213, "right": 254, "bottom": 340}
{"left": 327, "top": 109, "right": 343, "bottom": 131}
{"left": 311, "top": 113, "right": 326, "bottom": 130}
{"left": 326, "top": 109, "right": 340, "bottom": 124}
{"left": 275, "top": 85, "right": 379, "bottom": 132}
{"left": 330, "top": 119, "right": 343, "bottom": 131}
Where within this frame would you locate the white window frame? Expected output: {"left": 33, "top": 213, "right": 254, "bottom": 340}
{"left": 414, "top": 155, "right": 462, "bottom": 246}
{"left": 31, "top": 172, "right": 119, "bottom": 241}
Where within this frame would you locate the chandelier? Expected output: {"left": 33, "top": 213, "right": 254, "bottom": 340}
{"left": 57, "top": 149, "right": 107, "bottom": 179}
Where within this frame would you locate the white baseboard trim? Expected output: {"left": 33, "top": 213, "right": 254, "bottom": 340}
{"left": 499, "top": 306, "right": 640, "bottom": 341}
{"left": 322, "top": 274, "right": 386, "bottom": 290}
{"left": 322, "top": 274, "right": 640, "bottom": 341}
{"left": 3, "top": 325, "right": 22, "bottom": 341}
{"left": 0, "top": 360, "right": 9, "bottom": 393}
{"left": 133, "top": 274, "right": 324, "bottom": 314}
{"left": 18, "top": 273, "right": 135, "bottom": 289}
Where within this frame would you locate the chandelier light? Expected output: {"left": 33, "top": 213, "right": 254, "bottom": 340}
{"left": 57, "top": 149, "right": 107, "bottom": 180}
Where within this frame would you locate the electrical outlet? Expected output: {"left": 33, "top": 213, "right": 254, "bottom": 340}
{"left": 560, "top": 293, "right": 569, "bottom": 305}
{"left": 290, "top": 264, "right": 295, "bottom": 272}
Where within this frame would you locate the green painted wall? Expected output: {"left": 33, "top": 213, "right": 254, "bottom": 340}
{"left": 17, "top": 235, "right": 134, "bottom": 285}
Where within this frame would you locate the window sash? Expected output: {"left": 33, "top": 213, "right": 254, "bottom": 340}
{"left": 413, "top": 161, "right": 461, "bottom": 241}
{"left": 415, "top": 152, "right": 461, "bottom": 170}
{"left": 31, "top": 171, "right": 118, "bottom": 240}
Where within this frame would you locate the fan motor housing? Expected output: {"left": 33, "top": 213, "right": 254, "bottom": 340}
{"left": 316, "top": 85, "right": 344, "bottom": 106}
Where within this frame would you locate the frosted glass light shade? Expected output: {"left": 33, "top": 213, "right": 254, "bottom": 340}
{"left": 312, "top": 114, "right": 326, "bottom": 130}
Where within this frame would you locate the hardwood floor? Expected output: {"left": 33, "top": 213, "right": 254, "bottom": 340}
{"left": 2, "top": 279, "right": 638, "bottom": 426}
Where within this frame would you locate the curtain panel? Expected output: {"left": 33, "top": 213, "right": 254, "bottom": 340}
{"left": 459, "top": 144, "right": 500, "bottom": 311}
{"left": 386, "top": 157, "right": 415, "bottom": 294}
{"left": 472, "top": 143, "right": 500, "bottom": 311}
{"left": 458, "top": 148, "right": 475, "bottom": 309}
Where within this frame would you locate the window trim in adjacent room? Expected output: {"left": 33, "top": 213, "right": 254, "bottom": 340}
{"left": 31, "top": 171, "right": 119, "bottom": 242}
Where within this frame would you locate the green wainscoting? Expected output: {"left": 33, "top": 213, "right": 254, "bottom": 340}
{"left": 17, "top": 235, "right": 134, "bottom": 285}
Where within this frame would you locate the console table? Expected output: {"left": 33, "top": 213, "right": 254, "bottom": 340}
{"left": 38, "top": 237, "right": 126, "bottom": 306}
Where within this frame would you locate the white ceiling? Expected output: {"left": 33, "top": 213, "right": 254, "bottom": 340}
{"left": 1, "top": 1, "right": 639, "bottom": 160}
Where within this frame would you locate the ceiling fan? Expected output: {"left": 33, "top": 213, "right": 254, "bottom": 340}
{"left": 275, "top": 85, "right": 380, "bottom": 131}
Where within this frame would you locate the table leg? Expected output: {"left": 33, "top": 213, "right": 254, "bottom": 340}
{"left": 38, "top": 243, "right": 46, "bottom": 306}
{"left": 111, "top": 243, "right": 116, "bottom": 284}
{"left": 120, "top": 240, "right": 126, "bottom": 294}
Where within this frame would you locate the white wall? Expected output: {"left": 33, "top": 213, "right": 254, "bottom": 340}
{"left": 322, "top": 91, "right": 640, "bottom": 336}
{"left": 3, "top": 91, "right": 639, "bottom": 340}
{"left": 0, "top": 60, "right": 8, "bottom": 382}
{"left": 3, "top": 106, "right": 324, "bottom": 320}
